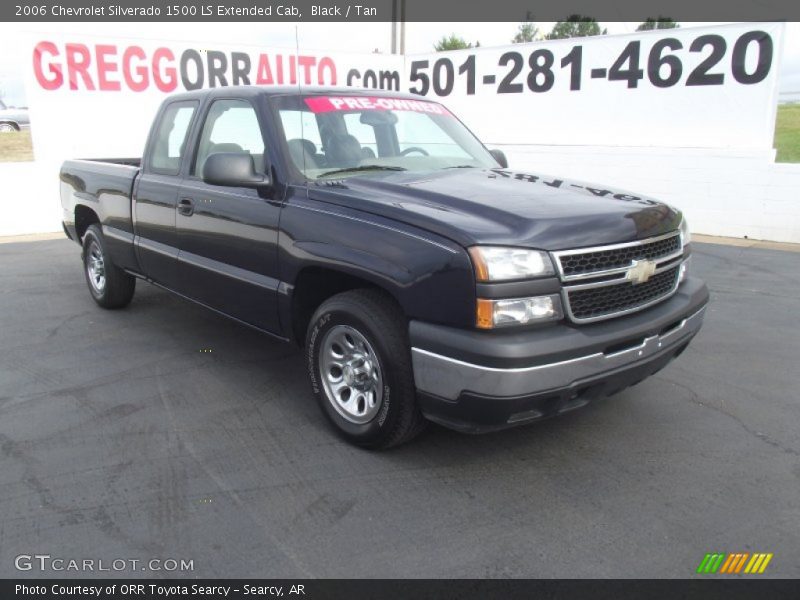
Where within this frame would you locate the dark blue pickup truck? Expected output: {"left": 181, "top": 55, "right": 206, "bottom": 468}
{"left": 60, "top": 86, "right": 708, "bottom": 448}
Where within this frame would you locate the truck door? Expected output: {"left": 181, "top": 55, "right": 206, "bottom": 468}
{"left": 175, "top": 97, "right": 282, "bottom": 333}
{"left": 134, "top": 100, "right": 198, "bottom": 285}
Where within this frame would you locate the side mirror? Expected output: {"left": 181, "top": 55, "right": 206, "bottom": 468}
{"left": 490, "top": 149, "right": 508, "bottom": 169}
{"left": 203, "top": 153, "right": 270, "bottom": 189}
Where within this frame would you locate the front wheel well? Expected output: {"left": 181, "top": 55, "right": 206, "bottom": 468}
{"left": 74, "top": 205, "right": 100, "bottom": 242}
{"left": 0, "top": 121, "right": 20, "bottom": 130}
{"left": 291, "top": 267, "right": 403, "bottom": 347}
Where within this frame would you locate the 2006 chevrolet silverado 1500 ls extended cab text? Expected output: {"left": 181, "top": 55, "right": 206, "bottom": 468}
{"left": 61, "top": 87, "right": 708, "bottom": 448}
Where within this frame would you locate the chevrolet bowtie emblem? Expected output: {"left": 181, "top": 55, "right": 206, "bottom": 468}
{"left": 626, "top": 259, "right": 657, "bottom": 285}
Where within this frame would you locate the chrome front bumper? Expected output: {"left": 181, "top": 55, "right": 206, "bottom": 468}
{"left": 412, "top": 305, "right": 706, "bottom": 402}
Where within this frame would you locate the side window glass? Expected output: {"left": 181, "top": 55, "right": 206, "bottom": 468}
{"left": 149, "top": 101, "right": 197, "bottom": 175}
{"left": 194, "top": 99, "right": 266, "bottom": 176}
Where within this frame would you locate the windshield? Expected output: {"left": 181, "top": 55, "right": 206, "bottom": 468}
{"left": 271, "top": 94, "right": 499, "bottom": 179}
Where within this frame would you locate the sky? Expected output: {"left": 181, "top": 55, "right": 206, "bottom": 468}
{"left": 1, "top": 21, "right": 798, "bottom": 105}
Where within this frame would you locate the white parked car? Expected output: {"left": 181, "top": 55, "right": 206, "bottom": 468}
{"left": 0, "top": 99, "right": 30, "bottom": 132}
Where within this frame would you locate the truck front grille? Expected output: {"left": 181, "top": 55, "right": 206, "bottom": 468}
{"left": 552, "top": 231, "right": 684, "bottom": 324}
{"left": 566, "top": 266, "right": 680, "bottom": 321}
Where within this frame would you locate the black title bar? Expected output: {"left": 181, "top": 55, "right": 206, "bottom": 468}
{"left": 3, "top": 0, "right": 800, "bottom": 22}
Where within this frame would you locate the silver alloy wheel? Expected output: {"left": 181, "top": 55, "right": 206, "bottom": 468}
{"left": 319, "top": 324, "right": 383, "bottom": 424}
{"left": 0, "top": 124, "right": 16, "bottom": 133}
{"left": 87, "top": 241, "right": 106, "bottom": 293}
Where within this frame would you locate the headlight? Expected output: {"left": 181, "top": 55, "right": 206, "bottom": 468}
{"left": 476, "top": 295, "right": 562, "bottom": 329}
{"left": 468, "top": 246, "right": 554, "bottom": 281}
{"left": 679, "top": 216, "right": 691, "bottom": 246}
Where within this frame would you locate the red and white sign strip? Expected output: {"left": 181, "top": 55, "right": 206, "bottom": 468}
{"left": 304, "top": 95, "right": 451, "bottom": 115}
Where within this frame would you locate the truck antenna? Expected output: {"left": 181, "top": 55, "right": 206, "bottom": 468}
{"left": 295, "top": 25, "right": 307, "bottom": 176}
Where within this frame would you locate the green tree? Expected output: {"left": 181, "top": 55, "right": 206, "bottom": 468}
{"left": 636, "top": 18, "right": 679, "bottom": 31}
{"left": 512, "top": 20, "right": 539, "bottom": 43}
{"left": 545, "top": 16, "right": 606, "bottom": 40}
{"left": 434, "top": 34, "right": 477, "bottom": 52}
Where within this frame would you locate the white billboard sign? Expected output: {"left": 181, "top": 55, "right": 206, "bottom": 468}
{"left": 17, "top": 22, "right": 784, "bottom": 165}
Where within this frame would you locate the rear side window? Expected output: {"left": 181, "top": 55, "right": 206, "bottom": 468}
{"left": 149, "top": 101, "right": 197, "bottom": 175}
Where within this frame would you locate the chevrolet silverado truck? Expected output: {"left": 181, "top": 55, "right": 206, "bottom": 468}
{"left": 60, "top": 87, "right": 708, "bottom": 449}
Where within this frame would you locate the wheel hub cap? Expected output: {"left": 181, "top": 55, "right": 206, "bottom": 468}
{"left": 319, "top": 325, "right": 383, "bottom": 424}
{"left": 87, "top": 242, "right": 106, "bottom": 293}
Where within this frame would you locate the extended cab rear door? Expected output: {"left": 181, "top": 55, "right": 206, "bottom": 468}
{"left": 134, "top": 100, "right": 198, "bottom": 285}
{"left": 174, "top": 97, "right": 283, "bottom": 333}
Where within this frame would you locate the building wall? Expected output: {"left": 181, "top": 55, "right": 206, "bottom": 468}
{"left": 500, "top": 145, "right": 800, "bottom": 243}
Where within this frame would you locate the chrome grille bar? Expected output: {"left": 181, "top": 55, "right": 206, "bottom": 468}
{"left": 552, "top": 231, "right": 682, "bottom": 283}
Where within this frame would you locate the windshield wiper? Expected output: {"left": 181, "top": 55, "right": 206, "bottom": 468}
{"left": 443, "top": 165, "right": 477, "bottom": 169}
{"left": 318, "top": 165, "right": 407, "bottom": 178}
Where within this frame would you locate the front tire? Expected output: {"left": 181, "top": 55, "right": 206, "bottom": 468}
{"left": 82, "top": 224, "right": 135, "bottom": 309}
{"left": 306, "top": 289, "right": 427, "bottom": 449}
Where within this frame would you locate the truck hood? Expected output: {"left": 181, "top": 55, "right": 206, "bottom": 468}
{"left": 309, "top": 168, "right": 681, "bottom": 250}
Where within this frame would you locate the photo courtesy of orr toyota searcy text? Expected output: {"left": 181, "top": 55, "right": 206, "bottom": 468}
{"left": 15, "top": 583, "right": 294, "bottom": 596}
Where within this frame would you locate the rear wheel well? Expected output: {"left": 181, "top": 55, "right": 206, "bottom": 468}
{"left": 75, "top": 205, "right": 100, "bottom": 242}
{"left": 0, "top": 121, "right": 20, "bottom": 131}
{"left": 291, "top": 268, "right": 402, "bottom": 347}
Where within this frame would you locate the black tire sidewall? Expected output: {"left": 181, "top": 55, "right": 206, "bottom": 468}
{"left": 306, "top": 301, "right": 407, "bottom": 445}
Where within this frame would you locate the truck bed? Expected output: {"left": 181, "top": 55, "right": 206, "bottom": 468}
{"left": 60, "top": 158, "right": 141, "bottom": 271}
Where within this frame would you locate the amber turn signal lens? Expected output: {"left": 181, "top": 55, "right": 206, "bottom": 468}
{"left": 476, "top": 298, "right": 495, "bottom": 329}
{"left": 468, "top": 247, "right": 490, "bottom": 282}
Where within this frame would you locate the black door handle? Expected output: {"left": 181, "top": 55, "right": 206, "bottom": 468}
{"left": 178, "top": 197, "right": 194, "bottom": 216}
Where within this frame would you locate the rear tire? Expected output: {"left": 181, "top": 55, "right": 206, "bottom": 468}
{"left": 306, "top": 289, "right": 427, "bottom": 449}
{"left": 82, "top": 224, "right": 135, "bottom": 309}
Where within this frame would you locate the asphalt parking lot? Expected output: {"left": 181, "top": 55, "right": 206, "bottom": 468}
{"left": 1, "top": 238, "right": 798, "bottom": 578}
